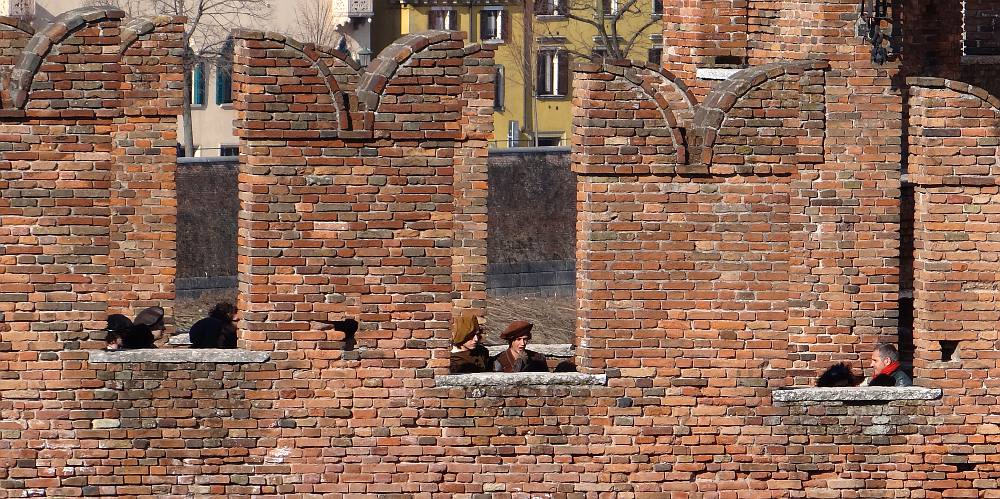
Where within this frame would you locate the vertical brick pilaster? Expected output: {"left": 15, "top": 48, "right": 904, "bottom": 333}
{"left": 451, "top": 45, "right": 494, "bottom": 319}
{"left": 109, "top": 17, "right": 185, "bottom": 330}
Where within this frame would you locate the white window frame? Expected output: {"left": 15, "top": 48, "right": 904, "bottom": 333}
{"left": 651, "top": 0, "right": 663, "bottom": 17}
{"left": 494, "top": 64, "right": 505, "bottom": 111}
{"left": 537, "top": 48, "right": 566, "bottom": 97}
{"left": 429, "top": 6, "right": 458, "bottom": 31}
{"left": 507, "top": 120, "right": 519, "bottom": 148}
{"left": 480, "top": 7, "right": 505, "bottom": 42}
{"left": 536, "top": 0, "right": 564, "bottom": 17}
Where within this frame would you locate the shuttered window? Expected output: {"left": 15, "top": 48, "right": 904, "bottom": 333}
{"left": 536, "top": 49, "right": 569, "bottom": 97}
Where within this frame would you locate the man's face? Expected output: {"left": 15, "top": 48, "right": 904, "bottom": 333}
{"left": 871, "top": 350, "right": 887, "bottom": 373}
{"left": 511, "top": 335, "right": 528, "bottom": 357}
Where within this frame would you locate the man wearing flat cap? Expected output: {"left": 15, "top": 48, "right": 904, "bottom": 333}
{"left": 449, "top": 312, "right": 490, "bottom": 374}
{"left": 493, "top": 320, "right": 548, "bottom": 373}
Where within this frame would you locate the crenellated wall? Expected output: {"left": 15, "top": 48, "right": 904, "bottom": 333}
{"left": 2, "top": 2, "right": 1000, "bottom": 497}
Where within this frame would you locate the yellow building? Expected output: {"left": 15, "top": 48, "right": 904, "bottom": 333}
{"left": 383, "top": 0, "right": 665, "bottom": 148}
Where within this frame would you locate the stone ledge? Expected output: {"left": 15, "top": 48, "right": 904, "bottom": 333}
{"left": 87, "top": 349, "right": 270, "bottom": 364}
{"left": 773, "top": 386, "right": 942, "bottom": 403}
{"left": 696, "top": 67, "right": 744, "bottom": 80}
{"left": 436, "top": 372, "right": 606, "bottom": 387}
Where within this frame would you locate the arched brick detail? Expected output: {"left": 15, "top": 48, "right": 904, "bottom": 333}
{"left": 234, "top": 30, "right": 356, "bottom": 133}
{"left": 692, "top": 60, "right": 830, "bottom": 172}
{"left": 7, "top": 6, "right": 125, "bottom": 109}
{"left": 0, "top": 15, "right": 33, "bottom": 36}
{"left": 119, "top": 15, "right": 180, "bottom": 55}
{"left": 356, "top": 30, "right": 463, "bottom": 113}
{"left": 0, "top": 16, "right": 33, "bottom": 108}
{"left": 572, "top": 59, "right": 696, "bottom": 174}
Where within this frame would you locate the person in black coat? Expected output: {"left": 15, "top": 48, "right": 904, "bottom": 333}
{"left": 121, "top": 306, "right": 165, "bottom": 349}
{"left": 189, "top": 302, "right": 238, "bottom": 349}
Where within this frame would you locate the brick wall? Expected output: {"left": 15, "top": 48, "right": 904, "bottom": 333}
{"left": 5, "top": 2, "right": 1000, "bottom": 497}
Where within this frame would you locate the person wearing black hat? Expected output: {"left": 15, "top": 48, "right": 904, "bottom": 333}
{"left": 123, "top": 306, "right": 165, "bottom": 349}
{"left": 102, "top": 314, "right": 132, "bottom": 351}
{"left": 450, "top": 312, "right": 490, "bottom": 374}
{"left": 189, "top": 302, "right": 238, "bottom": 349}
{"left": 493, "top": 320, "right": 548, "bottom": 373}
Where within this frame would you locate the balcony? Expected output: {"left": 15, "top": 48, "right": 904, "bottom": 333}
{"left": 333, "top": 0, "right": 373, "bottom": 19}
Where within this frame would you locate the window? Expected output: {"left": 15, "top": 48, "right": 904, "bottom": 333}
{"left": 648, "top": 47, "right": 662, "bottom": 65}
{"left": 536, "top": 0, "right": 564, "bottom": 16}
{"left": 480, "top": 7, "right": 507, "bottom": 41}
{"left": 964, "top": 0, "right": 1000, "bottom": 56}
{"left": 429, "top": 8, "right": 458, "bottom": 30}
{"left": 536, "top": 134, "right": 563, "bottom": 147}
{"left": 592, "top": 46, "right": 608, "bottom": 59}
{"left": 494, "top": 64, "right": 505, "bottom": 111}
{"left": 215, "top": 38, "right": 233, "bottom": 105}
{"left": 507, "top": 120, "right": 519, "bottom": 148}
{"left": 536, "top": 49, "right": 569, "bottom": 97}
{"left": 188, "top": 61, "right": 205, "bottom": 106}
{"left": 219, "top": 145, "right": 239, "bottom": 157}
{"left": 651, "top": 0, "right": 663, "bottom": 16}
{"left": 601, "top": 0, "right": 617, "bottom": 16}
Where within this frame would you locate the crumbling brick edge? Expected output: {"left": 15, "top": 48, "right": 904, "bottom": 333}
{"left": 773, "top": 386, "right": 942, "bottom": 403}
{"left": 87, "top": 349, "right": 270, "bottom": 363}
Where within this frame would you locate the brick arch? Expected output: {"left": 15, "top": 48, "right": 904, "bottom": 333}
{"left": 356, "top": 30, "right": 465, "bottom": 113}
{"left": 0, "top": 15, "right": 33, "bottom": 108}
{"left": 240, "top": 31, "right": 357, "bottom": 131}
{"left": 0, "top": 15, "right": 34, "bottom": 35}
{"left": 908, "top": 76, "right": 1000, "bottom": 113}
{"left": 692, "top": 60, "right": 830, "bottom": 168}
{"left": 7, "top": 6, "right": 125, "bottom": 109}
{"left": 618, "top": 60, "right": 698, "bottom": 165}
{"left": 119, "top": 15, "right": 180, "bottom": 55}
{"left": 572, "top": 59, "right": 695, "bottom": 173}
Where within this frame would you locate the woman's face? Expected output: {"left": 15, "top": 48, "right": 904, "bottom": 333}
{"left": 461, "top": 332, "right": 480, "bottom": 351}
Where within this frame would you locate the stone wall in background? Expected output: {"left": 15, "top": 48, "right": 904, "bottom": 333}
{"left": 175, "top": 157, "right": 238, "bottom": 292}
{"left": 487, "top": 147, "right": 575, "bottom": 295}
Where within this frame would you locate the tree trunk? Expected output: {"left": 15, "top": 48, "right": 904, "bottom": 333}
{"left": 522, "top": 0, "right": 535, "bottom": 147}
{"left": 181, "top": 64, "right": 195, "bottom": 157}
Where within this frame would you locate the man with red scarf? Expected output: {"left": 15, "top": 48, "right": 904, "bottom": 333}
{"left": 865, "top": 343, "right": 912, "bottom": 387}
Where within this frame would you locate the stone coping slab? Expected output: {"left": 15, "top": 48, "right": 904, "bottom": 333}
{"left": 773, "top": 386, "right": 942, "bottom": 403}
{"left": 88, "top": 349, "right": 270, "bottom": 364}
{"left": 436, "top": 372, "right": 606, "bottom": 387}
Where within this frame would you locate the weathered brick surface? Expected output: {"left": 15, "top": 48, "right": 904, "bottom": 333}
{"left": 3, "top": 2, "right": 1000, "bottom": 497}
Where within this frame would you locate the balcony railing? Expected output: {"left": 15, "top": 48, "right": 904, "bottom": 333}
{"left": 333, "top": 0, "right": 373, "bottom": 18}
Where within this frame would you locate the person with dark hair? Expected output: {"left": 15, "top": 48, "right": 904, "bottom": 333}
{"left": 493, "top": 320, "right": 548, "bottom": 373}
{"left": 865, "top": 343, "right": 912, "bottom": 387}
{"left": 816, "top": 362, "right": 860, "bottom": 387}
{"left": 102, "top": 314, "right": 132, "bottom": 351}
{"left": 449, "top": 312, "right": 489, "bottom": 374}
{"left": 189, "top": 302, "right": 238, "bottom": 349}
{"left": 121, "top": 306, "right": 165, "bottom": 349}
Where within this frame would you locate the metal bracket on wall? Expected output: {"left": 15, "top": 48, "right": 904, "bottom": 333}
{"left": 858, "top": 0, "right": 897, "bottom": 64}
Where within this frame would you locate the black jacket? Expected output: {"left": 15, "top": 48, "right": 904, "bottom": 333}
{"left": 189, "top": 316, "right": 237, "bottom": 349}
{"left": 870, "top": 366, "right": 913, "bottom": 387}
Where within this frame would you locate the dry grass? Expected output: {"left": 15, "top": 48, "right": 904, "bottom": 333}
{"left": 174, "top": 290, "right": 576, "bottom": 345}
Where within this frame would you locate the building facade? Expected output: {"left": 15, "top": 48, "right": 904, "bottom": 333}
{"left": 388, "top": 0, "right": 665, "bottom": 147}
{"left": 28, "top": 0, "right": 376, "bottom": 156}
